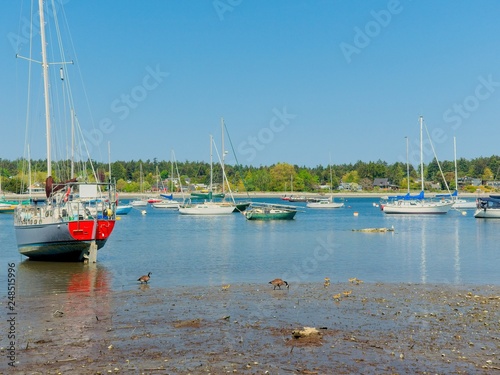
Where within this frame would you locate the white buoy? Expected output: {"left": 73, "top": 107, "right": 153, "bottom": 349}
{"left": 141, "top": 210, "right": 147, "bottom": 215}
{"left": 353, "top": 212, "right": 359, "bottom": 216}
{"left": 461, "top": 211, "right": 467, "bottom": 216}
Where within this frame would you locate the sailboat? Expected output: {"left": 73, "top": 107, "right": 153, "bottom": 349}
{"left": 13, "top": 0, "right": 116, "bottom": 261}
{"left": 474, "top": 196, "right": 500, "bottom": 218}
{"left": 307, "top": 157, "right": 344, "bottom": 209}
{"left": 152, "top": 151, "right": 182, "bottom": 209}
{"left": 219, "top": 118, "right": 251, "bottom": 212}
{"left": 130, "top": 164, "right": 148, "bottom": 207}
{"left": 179, "top": 135, "right": 235, "bottom": 215}
{"left": 0, "top": 160, "right": 31, "bottom": 213}
{"left": 451, "top": 137, "right": 476, "bottom": 209}
{"left": 0, "top": 174, "right": 16, "bottom": 213}
{"left": 382, "top": 116, "right": 453, "bottom": 215}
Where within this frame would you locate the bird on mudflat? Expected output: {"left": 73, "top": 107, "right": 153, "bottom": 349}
{"left": 137, "top": 272, "right": 152, "bottom": 284}
{"left": 269, "top": 278, "right": 289, "bottom": 290}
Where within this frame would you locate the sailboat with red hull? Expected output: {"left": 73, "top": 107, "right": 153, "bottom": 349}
{"left": 14, "top": 0, "right": 116, "bottom": 261}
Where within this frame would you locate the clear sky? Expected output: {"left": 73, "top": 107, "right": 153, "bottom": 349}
{"left": 1, "top": 0, "right": 500, "bottom": 168}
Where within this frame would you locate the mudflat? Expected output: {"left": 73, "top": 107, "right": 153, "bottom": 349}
{"left": 5, "top": 281, "right": 500, "bottom": 374}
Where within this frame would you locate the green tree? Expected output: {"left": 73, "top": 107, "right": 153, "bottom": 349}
{"left": 342, "top": 170, "right": 359, "bottom": 184}
{"left": 482, "top": 167, "right": 494, "bottom": 181}
{"left": 269, "top": 163, "right": 296, "bottom": 192}
{"left": 111, "top": 162, "right": 127, "bottom": 181}
{"left": 297, "top": 168, "right": 318, "bottom": 191}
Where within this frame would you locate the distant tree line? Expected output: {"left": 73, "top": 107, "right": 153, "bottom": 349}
{"left": 1, "top": 155, "right": 500, "bottom": 194}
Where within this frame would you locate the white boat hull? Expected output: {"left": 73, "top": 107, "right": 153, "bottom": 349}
{"left": 306, "top": 201, "right": 344, "bottom": 209}
{"left": 452, "top": 200, "right": 477, "bottom": 209}
{"left": 131, "top": 200, "right": 148, "bottom": 207}
{"left": 178, "top": 203, "right": 234, "bottom": 215}
{"left": 152, "top": 201, "right": 180, "bottom": 209}
{"left": 474, "top": 208, "right": 500, "bottom": 218}
{"left": 383, "top": 200, "right": 453, "bottom": 214}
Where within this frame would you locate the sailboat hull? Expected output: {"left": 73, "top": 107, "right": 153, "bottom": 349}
{"left": 382, "top": 201, "right": 453, "bottom": 214}
{"left": 178, "top": 204, "right": 234, "bottom": 215}
{"left": 474, "top": 208, "right": 500, "bottom": 218}
{"left": 306, "top": 200, "right": 344, "bottom": 209}
{"left": 15, "top": 220, "right": 115, "bottom": 261}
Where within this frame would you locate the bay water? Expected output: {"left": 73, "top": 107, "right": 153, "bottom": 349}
{"left": 1, "top": 197, "right": 499, "bottom": 297}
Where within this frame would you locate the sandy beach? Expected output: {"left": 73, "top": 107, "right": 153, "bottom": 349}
{"left": 4, "top": 281, "right": 499, "bottom": 374}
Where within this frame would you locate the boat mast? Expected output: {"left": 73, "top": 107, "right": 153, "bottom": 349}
{"left": 108, "top": 141, "right": 111, "bottom": 182}
{"left": 419, "top": 116, "right": 424, "bottom": 192}
{"left": 405, "top": 136, "right": 410, "bottom": 194}
{"left": 329, "top": 153, "right": 333, "bottom": 198}
{"left": 221, "top": 118, "right": 225, "bottom": 194}
{"left": 39, "top": 0, "right": 52, "bottom": 178}
{"left": 71, "top": 109, "right": 75, "bottom": 178}
{"left": 454, "top": 136, "right": 458, "bottom": 193}
{"left": 28, "top": 145, "right": 32, "bottom": 197}
{"left": 170, "top": 150, "right": 174, "bottom": 192}
{"left": 210, "top": 135, "right": 213, "bottom": 193}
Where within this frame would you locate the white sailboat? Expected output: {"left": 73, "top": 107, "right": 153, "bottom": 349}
{"left": 307, "top": 156, "right": 344, "bottom": 209}
{"left": 152, "top": 151, "right": 182, "bottom": 209}
{"left": 14, "top": 0, "right": 117, "bottom": 261}
{"left": 451, "top": 137, "right": 476, "bottom": 209}
{"left": 178, "top": 135, "right": 234, "bottom": 215}
{"left": 474, "top": 196, "right": 500, "bottom": 218}
{"left": 382, "top": 116, "right": 453, "bottom": 215}
{"left": 130, "top": 163, "right": 148, "bottom": 207}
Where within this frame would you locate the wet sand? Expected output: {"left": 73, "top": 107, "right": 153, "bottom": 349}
{"left": 5, "top": 282, "right": 500, "bottom": 374}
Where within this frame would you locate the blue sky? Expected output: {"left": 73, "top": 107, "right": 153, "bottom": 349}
{"left": 1, "top": 0, "right": 500, "bottom": 168}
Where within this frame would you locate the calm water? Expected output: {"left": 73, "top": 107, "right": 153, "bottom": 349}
{"left": 1, "top": 197, "right": 500, "bottom": 297}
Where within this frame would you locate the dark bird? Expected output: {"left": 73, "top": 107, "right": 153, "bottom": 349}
{"left": 269, "top": 278, "right": 289, "bottom": 290}
{"left": 138, "top": 272, "right": 152, "bottom": 284}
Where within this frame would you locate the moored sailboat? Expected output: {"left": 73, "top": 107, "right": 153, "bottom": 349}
{"left": 179, "top": 135, "right": 235, "bottom": 215}
{"left": 307, "top": 156, "right": 344, "bottom": 209}
{"left": 474, "top": 196, "right": 500, "bottom": 218}
{"left": 243, "top": 202, "right": 298, "bottom": 220}
{"left": 14, "top": 0, "right": 116, "bottom": 261}
{"left": 382, "top": 117, "right": 453, "bottom": 215}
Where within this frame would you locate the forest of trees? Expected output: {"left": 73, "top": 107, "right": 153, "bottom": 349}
{"left": 1, "top": 155, "right": 500, "bottom": 194}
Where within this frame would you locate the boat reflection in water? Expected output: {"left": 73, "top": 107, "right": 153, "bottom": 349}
{"left": 17, "top": 261, "right": 112, "bottom": 360}
{"left": 18, "top": 261, "right": 110, "bottom": 296}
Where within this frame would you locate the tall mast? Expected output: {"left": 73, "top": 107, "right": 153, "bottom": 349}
{"left": 210, "top": 135, "right": 213, "bottom": 192}
{"left": 329, "top": 152, "right": 333, "bottom": 196}
{"left": 454, "top": 136, "right": 458, "bottom": 193}
{"left": 28, "top": 145, "right": 32, "bottom": 197}
{"left": 405, "top": 136, "right": 409, "bottom": 194}
{"left": 221, "top": 118, "right": 225, "bottom": 194}
{"left": 419, "top": 116, "right": 424, "bottom": 192}
{"left": 170, "top": 149, "right": 174, "bottom": 192}
{"left": 108, "top": 141, "right": 111, "bottom": 182}
{"left": 39, "top": 0, "right": 52, "bottom": 177}
{"left": 71, "top": 109, "right": 75, "bottom": 178}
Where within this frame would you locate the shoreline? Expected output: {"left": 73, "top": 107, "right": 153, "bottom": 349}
{"left": 3, "top": 191, "right": 485, "bottom": 200}
{"left": 8, "top": 281, "right": 500, "bottom": 373}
